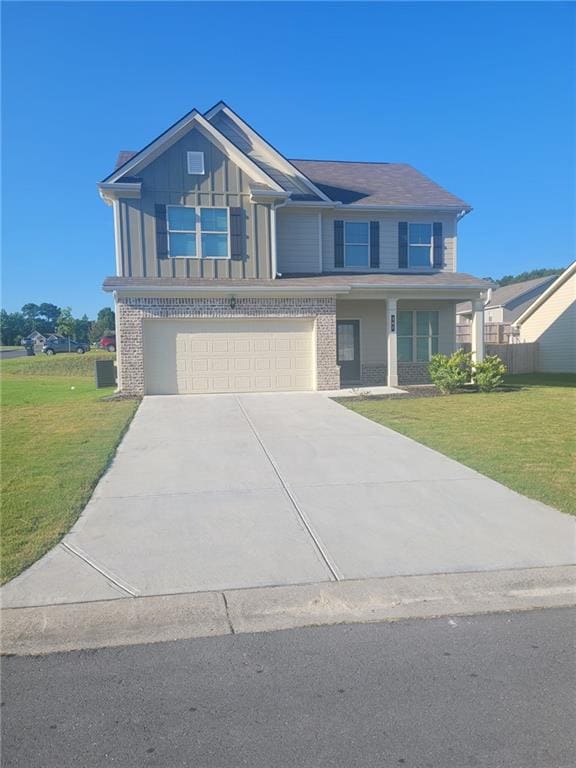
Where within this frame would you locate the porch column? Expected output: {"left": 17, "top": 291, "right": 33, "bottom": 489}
{"left": 387, "top": 298, "right": 398, "bottom": 387}
{"left": 471, "top": 299, "right": 485, "bottom": 362}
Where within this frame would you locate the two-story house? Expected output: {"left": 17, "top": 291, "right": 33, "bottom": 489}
{"left": 98, "top": 101, "right": 490, "bottom": 395}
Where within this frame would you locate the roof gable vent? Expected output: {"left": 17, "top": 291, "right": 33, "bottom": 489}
{"left": 187, "top": 151, "right": 205, "bottom": 175}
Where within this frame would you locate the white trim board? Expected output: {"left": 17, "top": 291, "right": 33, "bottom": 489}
{"left": 102, "top": 110, "right": 284, "bottom": 192}
{"left": 204, "top": 101, "right": 332, "bottom": 203}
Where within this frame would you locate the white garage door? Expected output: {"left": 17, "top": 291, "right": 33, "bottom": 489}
{"left": 143, "top": 318, "right": 315, "bottom": 395}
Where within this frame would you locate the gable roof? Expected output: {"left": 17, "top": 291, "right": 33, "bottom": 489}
{"left": 290, "top": 159, "right": 471, "bottom": 209}
{"left": 104, "top": 102, "right": 471, "bottom": 210}
{"left": 514, "top": 262, "right": 576, "bottom": 327}
{"left": 456, "top": 275, "right": 560, "bottom": 317}
{"left": 102, "top": 109, "right": 285, "bottom": 191}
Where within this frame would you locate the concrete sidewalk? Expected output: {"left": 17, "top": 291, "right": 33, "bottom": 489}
{"left": 2, "top": 393, "right": 574, "bottom": 609}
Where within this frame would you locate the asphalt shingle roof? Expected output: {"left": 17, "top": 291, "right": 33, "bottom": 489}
{"left": 104, "top": 272, "right": 490, "bottom": 292}
{"left": 289, "top": 159, "right": 471, "bottom": 208}
{"left": 113, "top": 151, "right": 470, "bottom": 210}
{"left": 456, "top": 275, "right": 559, "bottom": 315}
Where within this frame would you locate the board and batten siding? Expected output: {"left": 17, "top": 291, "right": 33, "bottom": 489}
{"left": 518, "top": 271, "right": 576, "bottom": 373}
{"left": 321, "top": 211, "right": 458, "bottom": 273}
{"left": 115, "top": 127, "right": 273, "bottom": 280}
{"left": 276, "top": 208, "right": 321, "bottom": 274}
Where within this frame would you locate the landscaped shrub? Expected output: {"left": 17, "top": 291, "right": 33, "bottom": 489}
{"left": 473, "top": 355, "right": 507, "bottom": 392}
{"left": 428, "top": 349, "right": 472, "bottom": 394}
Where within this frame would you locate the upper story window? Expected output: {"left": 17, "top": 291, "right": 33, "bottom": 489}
{"left": 186, "top": 151, "right": 205, "bottom": 175}
{"left": 408, "top": 223, "right": 432, "bottom": 267}
{"left": 344, "top": 222, "right": 369, "bottom": 267}
{"left": 167, "top": 206, "right": 230, "bottom": 259}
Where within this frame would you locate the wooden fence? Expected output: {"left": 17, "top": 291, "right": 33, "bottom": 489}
{"left": 457, "top": 342, "right": 538, "bottom": 374}
{"left": 456, "top": 322, "right": 512, "bottom": 344}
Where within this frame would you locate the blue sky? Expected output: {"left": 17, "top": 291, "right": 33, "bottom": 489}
{"left": 2, "top": 1, "right": 574, "bottom": 318}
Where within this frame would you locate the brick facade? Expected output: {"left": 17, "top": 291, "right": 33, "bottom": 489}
{"left": 116, "top": 295, "right": 340, "bottom": 395}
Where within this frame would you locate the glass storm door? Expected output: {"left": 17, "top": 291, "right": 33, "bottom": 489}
{"left": 337, "top": 320, "right": 360, "bottom": 385}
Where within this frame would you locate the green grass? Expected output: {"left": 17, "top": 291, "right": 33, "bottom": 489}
{"left": 342, "top": 373, "right": 576, "bottom": 516}
{"left": 0, "top": 346, "right": 22, "bottom": 351}
{"left": 1, "top": 351, "right": 139, "bottom": 584}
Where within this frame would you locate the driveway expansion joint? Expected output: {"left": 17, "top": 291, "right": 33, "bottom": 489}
{"left": 235, "top": 396, "right": 341, "bottom": 582}
{"left": 60, "top": 542, "right": 139, "bottom": 598}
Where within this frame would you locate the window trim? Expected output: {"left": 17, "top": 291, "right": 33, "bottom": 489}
{"left": 343, "top": 221, "right": 370, "bottom": 268}
{"left": 166, "top": 205, "right": 231, "bottom": 260}
{"left": 397, "top": 310, "right": 439, "bottom": 363}
{"left": 407, "top": 223, "right": 433, "bottom": 268}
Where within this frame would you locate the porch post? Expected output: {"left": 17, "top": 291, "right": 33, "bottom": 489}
{"left": 387, "top": 298, "right": 398, "bottom": 387}
{"left": 471, "top": 299, "right": 485, "bottom": 362}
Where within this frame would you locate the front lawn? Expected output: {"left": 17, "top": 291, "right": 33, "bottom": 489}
{"left": 1, "top": 352, "right": 139, "bottom": 584}
{"left": 342, "top": 373, "right": 576, "bottom": 516}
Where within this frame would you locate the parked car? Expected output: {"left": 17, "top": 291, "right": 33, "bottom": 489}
{"left": 99, "top": 334, "right": 116, "bottom": 352}
{"left": 42, "top": 336, "right": 89, "bottom": 355}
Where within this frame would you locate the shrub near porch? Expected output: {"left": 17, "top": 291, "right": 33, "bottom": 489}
{"left": 1, "top": 352, "right": 139, "bottom": 584}
{"left": 344, "top": 374, "right": 576, "bottom": 516}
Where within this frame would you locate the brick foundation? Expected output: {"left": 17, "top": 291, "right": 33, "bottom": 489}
{"left": 116, "top": 295, "right": 340, "bottom": 395}
{"left": 359, "top": 364, "right": 388, "bottom": 386}
{"left": 398, "top": 362, "right": 431, "bottom": 385}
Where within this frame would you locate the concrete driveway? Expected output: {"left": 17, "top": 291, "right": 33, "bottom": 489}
{"left": 3, "top": 394, "right": 574, "bottom": 608}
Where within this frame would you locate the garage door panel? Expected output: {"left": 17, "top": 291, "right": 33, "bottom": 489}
{"left": 144, "top": 319, "right": 314, "bottom": 395}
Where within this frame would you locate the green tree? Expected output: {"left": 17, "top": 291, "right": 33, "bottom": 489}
{"left": 38, "top": 303, "right": 61, "bottom": 330}
{"left": 0, "top": 311, "right": 28, "bottom": 345}
{"left": 497, "top": 268, "right": 564, "bottom": 287}
{"left": 21, "top": 303, "right": 40, "bottom": 328}
{"left": 89, "top": 307, "right": 115, "bottom": 343}
{"left": 56, "top": 307, "right": 76, "bottom": 338}
{"left": 74, "top": 314, "right": 92, "bottom": 342}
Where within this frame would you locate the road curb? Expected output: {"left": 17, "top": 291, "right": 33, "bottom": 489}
{"left": 2, "top": 566, "right": 574, "bottom": 656}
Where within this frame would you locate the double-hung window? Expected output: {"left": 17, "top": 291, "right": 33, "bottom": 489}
{"left": 408, "top": 223, "right": 432, "bottom": 267}
{"left": 167, "top": 206, "right": 230, "bottom": 259}
{"left": 397, "top": 310, "right": 439, "bottom": 362}
{"left": 344, "top": 222, "right": 369, "bottom": 267}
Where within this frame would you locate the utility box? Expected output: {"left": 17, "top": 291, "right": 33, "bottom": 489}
{"left": 95, "top": 359, "right": 116, "bottom": 388}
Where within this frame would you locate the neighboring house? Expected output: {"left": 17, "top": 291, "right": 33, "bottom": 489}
{"left": 22, "top": 331, "right": 48, "bottom": 345}
{"left": 97, "top": 101, "right": 491, "bottom": 395}
{"left": 456, "top": 276, "right": 559, "bottom": 326}
{"left": 513, "top": 262, "right": 576, "bottom": 373}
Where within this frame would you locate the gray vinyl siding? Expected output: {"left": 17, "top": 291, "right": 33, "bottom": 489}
{"left": 276, "top": 208, "right": 321, "bottom": 274}
{"left": 116, "top": 128, "right": 272, "bottom": 279}
{"left": 322, "top": 211, "right": 458, "bottom": 273}
{"left": 336, "top": 299, "right": 457, "bottom": 365}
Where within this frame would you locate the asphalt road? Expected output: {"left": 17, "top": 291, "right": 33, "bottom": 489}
{"left": 0, "top": 349, "right": 25, "bottom": 359}
{"left": 2, "top": 608, "right": 575, "bottom": 768}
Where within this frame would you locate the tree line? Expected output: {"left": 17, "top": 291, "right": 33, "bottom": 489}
{"left": 484, "top": 267, "right": 565, "bottom": 287}
{"left": 0, "top": 303, "right": 115, "bottom": 346}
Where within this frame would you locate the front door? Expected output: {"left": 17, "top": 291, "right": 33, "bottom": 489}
{"left": 337, "top": 320, "right": 360, "bottom": 385}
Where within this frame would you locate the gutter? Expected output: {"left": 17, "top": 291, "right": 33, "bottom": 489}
{"left": 104, "top": 283, "right": 352, "bottom": 296}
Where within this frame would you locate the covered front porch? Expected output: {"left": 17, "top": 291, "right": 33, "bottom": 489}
{"left": 335, "top": 292, "right": 486, "bottom": 388}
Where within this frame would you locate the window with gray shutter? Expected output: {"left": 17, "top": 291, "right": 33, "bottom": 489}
{"left": 155, "top": 204, "right": 168, "bottom": 259}
{"left": 334, "top": 220, "right": 344, "bottom": 268}
{"left": 370, "top": 221, "right": 380, "bottom": 268}
{"left": 398, "top": 222, "right": 408, "bottom": 268}
{"left": 433, "top": 222, "right": 443, "bottom": 268}
{"left": 229, "top": 207, "right": 244, "bottom": 260}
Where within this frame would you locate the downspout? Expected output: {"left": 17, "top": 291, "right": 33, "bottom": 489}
{"left": 270, "top": 197, "right": 290, "bottom": 279}
{"left": 113, "top": 290, "right": 122, "bottom": 393}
